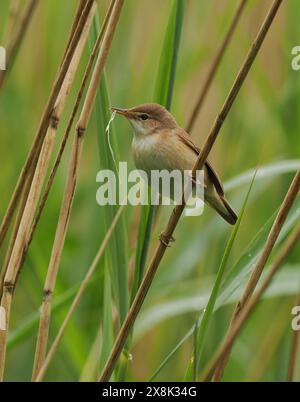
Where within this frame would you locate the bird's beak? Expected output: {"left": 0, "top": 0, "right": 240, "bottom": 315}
{"left": 111, "top": 107, "right": 135, "bottom": 120}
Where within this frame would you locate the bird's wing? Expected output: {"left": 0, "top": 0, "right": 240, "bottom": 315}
{"left": 176, "top": 128, "right": 225, "bottom": 196}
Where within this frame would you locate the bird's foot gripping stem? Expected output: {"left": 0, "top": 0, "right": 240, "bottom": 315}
{"left": 159, "top": 233, "right": 175, "bottom": 247}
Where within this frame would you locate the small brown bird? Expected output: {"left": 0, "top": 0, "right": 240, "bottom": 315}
{"left": 112, "top": 103, "right": 237, "bottom": 225}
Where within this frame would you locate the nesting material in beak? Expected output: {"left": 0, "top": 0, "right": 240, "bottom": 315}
{"left": 111, "top": 107, "right": 135, "bottom": 119}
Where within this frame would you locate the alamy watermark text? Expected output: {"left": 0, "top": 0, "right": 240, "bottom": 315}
{"left": 0, "top": 46, "right": 6, "bottom": 71}
{"left": 96, "top": 162, "right": 205, "bottom": 216}
{"left": 291, "top": 46, "right": 300, "bottom": 71}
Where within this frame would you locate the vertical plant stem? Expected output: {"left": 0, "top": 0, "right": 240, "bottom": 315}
{"left": 186, "top": 0, "right": 248, "bottom": 132}
{"left": 0, "top": 127, "right": 57, "bottom": 381}
{"left": 31, "top": 1, "right": 99, "bottom": 379}
{"left": 23, "top": 0, "right": 116, "bottom": 266}
{"left": 31, "top": 0, "right": 124, "bottom": 381}
{"left": 201, "top": 221, "right": 300, "bottom": 381}
{"left": 78, "top": 0, "right": 124, "bottom": 129}
{"left": 62, "top": 0, "right": 87, "bottom": 64}
{"left": 287, "top": 292, "right": 300, "bottom": 381}
{"left": 0, "top": 0, "right": 96, "bottom": 381}
{"left": 213, "top": 169, "right": 300, "bottom": 381}
{"left": 0, "top": 0, "right": 39, "bottom": 90}
{"left": 98, "top": 0, "right": 283, "bottom": 382}
{"left": 0, "top": 0, "right": 94, "bottom": 252}
{"left": 0, "top": 170, "right": 34, "bottom": 298}
{"left": 34, "top": 206, "right": 125, "bottom": 382}
{"left": 0, "top": 1, "right": 98, "bottom": 298}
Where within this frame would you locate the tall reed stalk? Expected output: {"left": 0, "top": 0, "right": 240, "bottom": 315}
{"left": 98, "top": 0, "right": 283, "bottom": 382}
{"left": 24, "top": 0, "right": 117, "bottom": 268}
{"left": 0, "top": 0, "right": 93, "bottom": 258}
{"left": 186, "top": 0, "right": 248, "bottom": 132}
{"left": 31, "top": 0, "right": 124, "bottom": 380}
{"left": 213, "top": 168, "right": 300, "bottom": 380}
{"left": 201, "top": 220, "right": 300, "bottom": 381}
{"left": 0, "top": 172, "right": 34, "bottom": 297}
{"left": 1, "top": 1, "right": 97, "bottom": 296}
{"left": 0, "top": 0, "right": 96, "bottom": 380}
{"left": 31, "top": 1, "right": 99, "bottom": 379}
{"left": 62, "top": 0, "right": 87, "bottom": 64}
{"left": 0, "top": 0, "right": 93, "bottom": 252}
{"left": 186, "top": 173, "right": 256, "bottom": 381}
{"left": 34, "top": 206, "right": 125, "bottom": 382}
{"left": 0, "top": 1, "right": 97, "bottom": 301}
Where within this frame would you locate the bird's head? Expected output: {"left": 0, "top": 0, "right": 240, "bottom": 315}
{"left": 111, "top": 103, "right": 177, "bottom": 136}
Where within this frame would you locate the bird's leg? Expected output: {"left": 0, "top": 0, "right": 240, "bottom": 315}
{"left": 159, "top": 233, "right": 175, "bottom": 247}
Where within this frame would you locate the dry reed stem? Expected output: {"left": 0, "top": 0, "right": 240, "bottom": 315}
{"left": 62, "top": 0, "right": 88, "bottom": 65}
{"left": 0, "top": 0, "right": 38, "bottom": 90}
{"left": 98, "top": 0, "right": 283, "bottom": 382}
{"left": 31, "top": 133, "right": 84, "bottom": 379}
{"left": 4, "top": 0, "right": 96, "bottom": 289}
{"left": 200, "top": 220, "right": 300, "bottom": 382}
{"left": 78, "top": 0, "right": 124, "bottom": 129}
{"left": 0, "top": 0, "right": 94, "bottom": 252}
{"left": 32, "top": 0, "right": 124, "bottom": 380}
{"left": 0, "top": 1, "right": 96, "bottom": 381}
{"left": 186, "top": 0, "right": 248, "bottom": 133}
{"left": 213, "top": 169, "right": 300, "bottom": 381}
{"left": 0, "top": 126, "right": 56, "bottom": 381}
{"left": 23, "top": 0, "right": 116, "bottom": 270}
{"left": 0, "top": 1, "right": 97, "bottom": 298}
{"left": 0, "top": 0, "right": 94, "bottom": 267}
{"left": 0, "top": 171, "right": 34, "bottom": 298}
{"left": 30, "top": 1, "right": 99, "bottom": 379}
{"left": 287, "top": 291, "right": 300, "bottom": 382}
{"left": 34, "top": 206, "right": 125, "bottom": 382}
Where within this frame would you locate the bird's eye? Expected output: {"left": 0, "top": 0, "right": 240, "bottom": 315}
{"left": 140, "top": 114, "right": 149, "bottom": 121}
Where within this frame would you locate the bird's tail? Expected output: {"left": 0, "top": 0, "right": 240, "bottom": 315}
{"left": 207, "top": 195, "right": 237, "bottom": 225}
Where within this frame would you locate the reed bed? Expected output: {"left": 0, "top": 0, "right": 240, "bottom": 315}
{"left": 0, "top": 0, "right": 299, "bottom": 382}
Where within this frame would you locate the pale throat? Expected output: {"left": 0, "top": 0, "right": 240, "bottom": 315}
{"left": 129, "top": 119, "right": 151, "bottom": 137}
{"left": 131, "top": 129, "right": 162, "bottom": 173}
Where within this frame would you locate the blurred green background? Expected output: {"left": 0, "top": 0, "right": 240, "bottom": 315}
{"left": 0, "top": 0, "right": 300, "bottom": 381}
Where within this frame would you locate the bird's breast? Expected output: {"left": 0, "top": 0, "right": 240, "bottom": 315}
{"left": 132, "top": 132, "right": 197, "bottom": 176}
{"left": 132, "top": 134, "right": 168, "bottom": 175}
